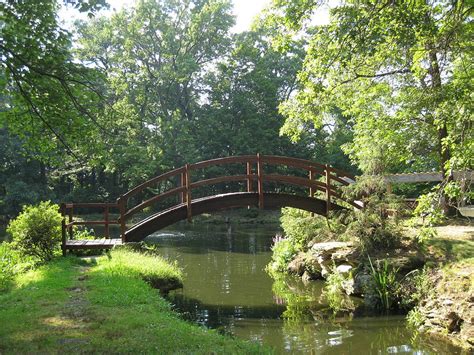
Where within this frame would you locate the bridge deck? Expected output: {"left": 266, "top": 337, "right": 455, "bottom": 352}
{"left": 63, "top": 238, "right": 123, "bottom": 252}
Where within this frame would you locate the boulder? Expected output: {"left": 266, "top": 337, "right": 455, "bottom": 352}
{"left": 287, "top": 252, "right": 306, "bottom": 276}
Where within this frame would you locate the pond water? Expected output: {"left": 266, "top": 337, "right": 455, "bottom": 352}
{"left": 147, "top": 221, "right": 461, "bottom": 354}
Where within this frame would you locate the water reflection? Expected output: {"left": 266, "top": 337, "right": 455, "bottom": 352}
{"left": 147, "top": 222, "right": 462, "bottom": 354}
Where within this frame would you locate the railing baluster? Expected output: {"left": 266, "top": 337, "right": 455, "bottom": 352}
{"left": 181, "top": 172, "right": 186, "bottom": 203}
{"left": 247, "top": 161, "right": 253, "bottom": 192}
{"left": 104, "top": 204, "right": 110, "bottom": 239}
{"left": 68, "top": 205, "right": 74, "bottom": 240}
{"left": 257, "top": 153, "right": 264, "bottom": 209}
{"left": 185, "top": 163, "right": 192, "bottom": 222}
{"left": 118, "top": 197, "right": 126, "bottom": 243}
{"left": 325, "top": 165, "right": 331, "bottom": 216}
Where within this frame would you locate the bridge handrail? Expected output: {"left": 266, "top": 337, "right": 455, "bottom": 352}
{"left": 121, "top": 166, "right": 186, "bottom": 200}
{"left": 60, "top": 202, "right": 120, "bottom": 244}
{"left": 116, "top": 154, "right": 358, "bottom": 233}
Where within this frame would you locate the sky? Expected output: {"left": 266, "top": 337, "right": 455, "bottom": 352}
{"left": 60, "top": 0, "right": 273, "bottom": 33}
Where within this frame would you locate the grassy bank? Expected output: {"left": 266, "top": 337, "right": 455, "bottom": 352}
{"left": 0, "top": 249, "right": 267, "bottom": 353}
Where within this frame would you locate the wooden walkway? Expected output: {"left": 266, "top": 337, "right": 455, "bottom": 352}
{"left": 63, "top": 238, "right": 123, "bottom": 253}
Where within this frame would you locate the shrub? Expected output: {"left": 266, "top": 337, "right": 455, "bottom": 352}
{"left": 7, "top": 201, "right": 63, "bottom": 262}
{"left": 266, "top": 235, "right": 297, "bottom": 276}
{"left": 342, "top": 175, "right": 403, "bottom": 253}
{"left": 280, "top": 208, "right": 328, "bottom": 249}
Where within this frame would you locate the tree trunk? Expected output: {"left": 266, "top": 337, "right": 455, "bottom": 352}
{"left": 429, "top": 50, "right": 453, "bottom": 214}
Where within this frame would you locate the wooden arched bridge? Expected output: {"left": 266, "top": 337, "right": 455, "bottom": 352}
{"left": 61, "top": 154, "right": 360, "bottom": 253}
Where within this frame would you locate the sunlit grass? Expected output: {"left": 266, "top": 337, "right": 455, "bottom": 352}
{"left": 0, "top": 252, "right": 268, "bottom": 353}
{"left": 93, "top": 248, "right": 183, "bottom": 291}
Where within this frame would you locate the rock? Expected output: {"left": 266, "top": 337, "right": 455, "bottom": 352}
{"left": 336, "top": 264, "right": 353, "bottom": 275}
{"left": 443, "top": 299, "right": 454, "bottom": 306}
{"left": 341, "top": 277, "right": 355, "bottom": 296}
{"left": 302, "top": 271, "right": 313, "bottom": 282}
{"left": 309, "top": 242, "right": 357, "bottom": 279}
{"left": 332, "top": 248, "right": 360, "bottom": 266}
{"left": 287, "top": 252, "right": 306, "bottom": 276}
{"left": 446, "top": 311, "right": 463, "bottom": 333}
{"left": 353, "top": 272, "right": 372, "bottom": 296}
{"left": 311, "top": 241, "right": 354, "bottom": 253}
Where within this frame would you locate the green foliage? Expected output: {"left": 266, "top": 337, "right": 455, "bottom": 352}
{"left": 399, "top": 267, "right": 433, "bottom": 310}
{"left": 0, "top": 243, "right": 17, "bottom": 291}
{"left": 414, "top": 191, "right": 445, "bottom": 226}
{"left": 0, "top": 241, "right": 36, "bottom": 292}
{"left": 323, "top": 269, "right": 354, "bottom": 314}
{"left": 266, "top": 236, "right": 297, "bottom": 276}
{"left": 411, "top": 190, "right": 445, "bottom": 244}
{"left": 7, "top": 201, "right": 62, "bottom": 262}
{"left": 0, "top": 0, "right": 105, "bottom": 161}
{"left": 407, "top": 307, "right": 426, "bottom": 330}
{"left": 264, "top": 0, "right": 473, "bottom": 179}
{"left": 342, "top": 176, "right": 403, "bottom": 253}
{"left": 367, "top": 256, "right": 400, "bottom": 311}
{"left": 280, "top": 207, "right": 328, "bottom": 249}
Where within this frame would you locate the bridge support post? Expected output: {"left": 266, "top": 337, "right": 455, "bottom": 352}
{"left": 325, "top": 165, "right": 331, "bottom": 216}
{"left": 104, "top": 204, "right": 110, "bottom": 239}
{"left": 68, "top": 206, "right": 74, "bottom": 240}
{"left": 180, "top": 172, "right": 187, "bottom": 204}
{"left": 257, "top": 153, "right": 264, "bottom": 209}
{"left": 118, "top": 197, "right": 126, "bottom": 243}
{"left": 185, "top": 164, "right": 192, "bottom": 222}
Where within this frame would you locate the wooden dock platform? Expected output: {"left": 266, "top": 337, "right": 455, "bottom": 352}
{"left": 63, "top": 238, "right": 123, "bottom": 252}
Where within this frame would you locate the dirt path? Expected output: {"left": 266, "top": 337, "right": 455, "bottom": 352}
{"left": 55, "top": 266, "right": 93, "bottom": 351}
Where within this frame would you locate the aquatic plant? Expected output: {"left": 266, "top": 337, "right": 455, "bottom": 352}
{"left": 367, "top": 255, "right": 400, "bottom": 311}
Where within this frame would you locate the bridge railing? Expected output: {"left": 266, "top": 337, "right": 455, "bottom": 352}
{"left": 60, "top": 203, "right": 120, "bottom": 243}
{"left": 116, "top": 154, "right": 359, "bottom": 239}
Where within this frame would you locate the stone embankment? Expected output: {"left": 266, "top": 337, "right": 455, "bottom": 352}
{"left": 416, "top": 261, "right": 473, "bottom": 351}
{"left": 286, "top": 240, "right": 473, "bottom": 350}
{"left": 287, "top": 241, "right": 424, "bottom": 297}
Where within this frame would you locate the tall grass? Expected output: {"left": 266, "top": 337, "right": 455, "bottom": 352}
{"left": 368, "top": 255, "right": 399, "bottom": 310}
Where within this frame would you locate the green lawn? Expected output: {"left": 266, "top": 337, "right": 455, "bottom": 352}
{"left": 0, "top": 251, "right": 268, "bottom": 354}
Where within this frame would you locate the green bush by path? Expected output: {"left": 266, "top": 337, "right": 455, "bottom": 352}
{"left": 7, "top": 201, "right": 62, "bottom": 262}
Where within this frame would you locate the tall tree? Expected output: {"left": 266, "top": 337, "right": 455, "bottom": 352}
{"left": 196, "top": 29, "right": 308, "bottom": 159}
{"left": 76, "top": 0, "right": 235, "bottom": 183}
{"left": 0, "top": 0, "right": 108, "bottom": 162}
{"left": 263, "top": 0, "right": 473, "bottom": 181}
